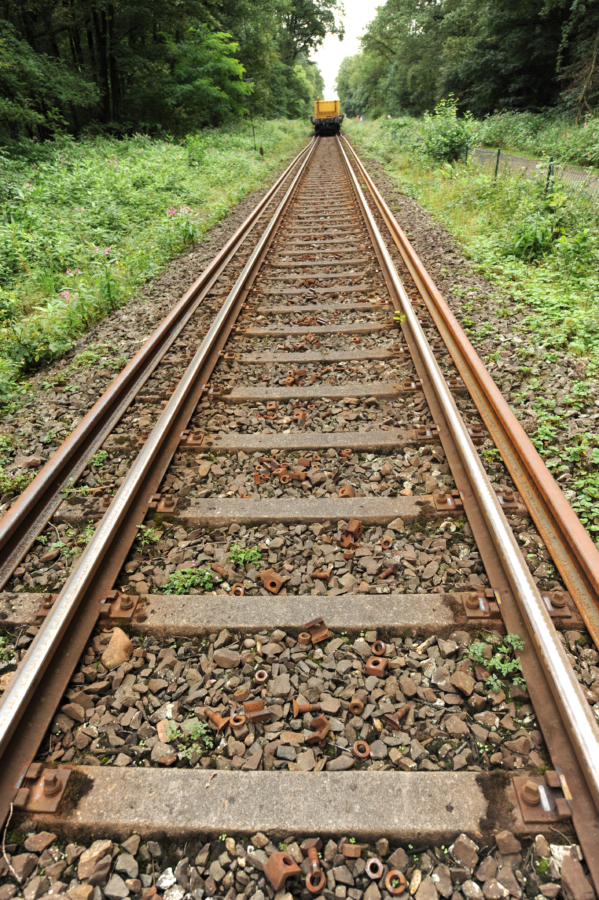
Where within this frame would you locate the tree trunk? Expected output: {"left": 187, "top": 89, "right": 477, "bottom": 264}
{"left": 108, "top": 3, "right": 120, "bottom": 121}
{"left": 577, "top": 23, "right": 599, "bottom": 121}
{"left": 93, "top": 6, "right": 110, "bottom": 122}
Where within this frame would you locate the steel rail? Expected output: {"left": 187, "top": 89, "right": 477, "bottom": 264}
{"left": 0, "top": 138, "right": 314, "bottom": 591}
{"left": 336, "top": 135, "right": 599, "bottom": 815}
{"left": 0, "top": 138, "right": 318, "bottom": 777}
{"left": 341, "top": 135, "right": 599, "bottom": 649}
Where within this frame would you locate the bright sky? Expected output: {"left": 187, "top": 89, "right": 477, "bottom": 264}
{"left": 311, "top": 0, "right": 378, "bottom": 99}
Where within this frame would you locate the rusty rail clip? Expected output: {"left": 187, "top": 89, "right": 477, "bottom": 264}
{"left": 541, "top": 590, "right": 571, "bottom": 618}
{"left": 306, "top": 713, "right": 330, "bottom": 744}
{"left": 99, "top": 589, "right": 138, "bottom": 618}
{"left": 258, "top": 568, "right": 285, "bottom": 594}
{"left": 243, "top": 699, "right": 272, "bottom": 724}
{"left": 414, "top": 425, "right": 440, "bottom": 440}
{"left": 38, "top": 593, "right": 59, "bottom": 617}
{"left": 364, "top": 656, "right": 389, "bottom": 677}
{"left": 467, "top": 424, "right": 487, "bottom": 443}
{"left": 313, "top": 566, "right": 334, "bottom": 582}
{"left": 206, "top": 709, "right": 230, "bottom": 733}
{"left": 433, "top": 489, "right": 463, "bottom": 510}
{"left": 264, "top": 852, "right": 301, "bottom": 892}
{"left": 461, "top": 587, "right": 501, "bottom": 618}
{"left": 305, "top": 842, "right": 326, "bottom": 894}
{"left": 513, "top": 771, "right": 573, "bottom": 823}
{"left": 13, "top": 763, "right": 70, "bottom": 812}
{"left": 303, "top": 616, "right": 331, "bottom": 644}
{"left": 495, "top": 489, "right": 521, "bottom": 509}
{"left": 179, "top": 430, "right": 205, "bottom": 449}
{"left": 401, "top": 378, "right": 423, "bottom": 391}
{"left": 383, "top": 704, "right": 410, "bottom": 731}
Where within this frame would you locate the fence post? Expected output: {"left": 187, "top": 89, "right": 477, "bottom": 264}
{"left": 494, "top": 148, "right": 501, "bottom": 178}
{"left": 545, "top": 155, "right": 554, "bottom": 194}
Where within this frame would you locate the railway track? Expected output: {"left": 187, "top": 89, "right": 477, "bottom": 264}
{"left": 1, "top": 135, "right": 599, "bottom": 900}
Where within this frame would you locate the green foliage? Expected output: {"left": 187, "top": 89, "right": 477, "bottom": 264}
{"left": 422, "top": 97, "right": 474, "bottom": 163}
{"left": 89, "top": 450, "right": 108, "bottom": 469}
{"left": 0, "top": 121, "right": 307, "bottom": 402}
{"left": 537, "top": 859, "right": 550, "bottom": 877}
{"left": 335, "top": 0, "right": 597, "bottom": 120}
{"left": 131, "top": 27, "right": 253, "bottom": 132}
{"left": 0, "top": 0, "right": 338, "bottom": 138}
{"left": 229, "top": 543, "right": 261, "bottom": 565}
{"left": 0, "top": 468, "right": 34, "bottom": 497}
{"left": 163, "top": 718, "right": 214, "bottom": 759}
{"left": 136, "top": 525, "right": 161, "bottom": 549}
{"left": 0, "top": 635, "right": 15, "bottom": 661}
{"left": 80, "top": 522, "right": 96, "bottom": 544}
{"left": 0, "top": 21, "right": 97, "bottom": 144}
{"left": 469, "top": 633, "right": 526, "bottom": 695}
{"left": 162, "top": 566, "right": 215, "bottom": 594}
{"left": 477, "top": 111, "right": 599, "bottom": 169}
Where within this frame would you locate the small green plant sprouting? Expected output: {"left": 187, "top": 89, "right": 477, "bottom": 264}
{"left": 0, "top": 636, "right": 15, "bottom": 661}
{"left": 537, "top": 859, "right": 550, "bottom": 876}
{"left": 469, "top": 633, "right": 526, "bottom": 694}
{"left": 61, "top": 475, "right": 92, "bottom": 497}
{"left": 393, "top": 311, "right": 406, "bottom": 325}
{"left": 348, "top": 837, "right": 356, "bottom": 844}
{"left": 219, "top": 834, "right": 227, "bottom": 843}
{"left": 164, "top": 720, "right": 180, "bottom": 741}
{"left": 81, "top": 522, "right": 96, "bottom": 544}
{"left": 229, "top": 543, "right": 261, "bottom": 566}
{"left": 136, "top": 524, "right": 161, "bottom": 549}
{"left": 164, "top": 719, "right": 214, "bottom": 759}
{"left": 161, "top": 566, "right": 214, "bottom": 594}
{"left": 89, "top": 449, "right": 108, "bottom": 468}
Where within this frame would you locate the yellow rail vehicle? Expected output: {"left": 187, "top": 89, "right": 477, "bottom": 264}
{"left": 311, "top": 99, "right": 344, "bottom": 136}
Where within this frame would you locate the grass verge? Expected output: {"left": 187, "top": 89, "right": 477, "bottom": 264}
{"left": 345, "top": 118, "right": 599, "bottom": 542}
{"left": 0, "top": 120, "right": 308, "bottom": 399}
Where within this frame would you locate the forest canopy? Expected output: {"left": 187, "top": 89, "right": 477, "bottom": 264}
{"left": 335, "top": 0, "right": 599, "bottom": 120}
{"left": 0, "top": 0, "right": 342, "bottom": 145}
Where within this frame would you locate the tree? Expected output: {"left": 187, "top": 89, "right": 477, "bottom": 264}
{"left": 0, "top": 20, "right": 97, "bottom": 143}
{"left": 0, "top": 0, "right": 339, "bottom": 139}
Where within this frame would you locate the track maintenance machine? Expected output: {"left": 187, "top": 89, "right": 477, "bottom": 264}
{"left": 311, "top": 99, "right": 344, "bottom": 136}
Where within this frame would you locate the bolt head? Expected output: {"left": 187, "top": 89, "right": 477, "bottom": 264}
{"left": 552, "top": 590, "right": 566, "bottom": 608}
{"left": 465, "top": 592, "right": 481, "bottom": 610}
{"left": 43, "top": 773, "right": 61, "bottom": 797}
{"left": 522, "top": 779, "right": 541, "bottom": 806}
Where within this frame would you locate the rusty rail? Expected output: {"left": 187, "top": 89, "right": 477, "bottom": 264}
{"left": 342, "top": 134, "right": 599, "bottom": 649}
{"left": 0, "top": 139, "right": 314, "bottom": 591}
{"left": 0, "top": 137, "right": 318, "bottom": 828}
{"left": 338, "top": 133, "right": 599, "bottom": 829}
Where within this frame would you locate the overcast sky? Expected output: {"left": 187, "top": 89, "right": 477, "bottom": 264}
{"left": 311, "top": 0, "right": 378, "bottom": 98}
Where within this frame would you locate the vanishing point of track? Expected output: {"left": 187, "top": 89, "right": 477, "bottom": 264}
{"left": 1, "top": 135, "right": 599, "bottom": 891}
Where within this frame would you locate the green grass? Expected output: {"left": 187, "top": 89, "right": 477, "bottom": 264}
{"left": 474, "top": 110, "right": 599, "bottom": 168}
{"left": 0, "top": 120, "right": 308, "bottom": 398}
{"left": 345, "top": 118, "right": 599, "bottom": 541}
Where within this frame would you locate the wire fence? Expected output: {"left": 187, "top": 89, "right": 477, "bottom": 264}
{"left": 471, "top": 147, "right": 599, "bottom": 201}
